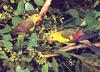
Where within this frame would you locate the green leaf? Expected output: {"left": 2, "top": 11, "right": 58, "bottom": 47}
{"left": 84, "top": 12, "right": 97, "bottom": 32}
{"left": 12, "top": 16, "right": 23, "bottom": 27}
{"left": 2, "top": 40, "right": 12, "bottom": 49}
{"left": 95, "top": 11, "right": 100, "bottom": 18}
{"left": 16, "top": 66, "right": 23, "bottom": 72}
{"left": 96, "top": 59, "right": 100, "bottom": 65}
{"left": 17, "top": 33, "right": 25, "bottom": 48}
{"left": 0, "top": 50, "right": 8, "bottom": 59}
{"left": 22, "top": 56, "right": 32, "bottom": 62}
{"left": 95, "top": 24, "right": 100, "bottom": 30}
{"left": 16, "top": 65, "right": 30, "bottom": 72}
{"left": 55, "top": 50, "right": 71, "bottom": 58}
{"left": 65, "top": 9, "right": 80, "bottom": 25}
{"left": 3, "top": 34, "right": 11, "bottom": 41}
{"left": 34, "top": 0, "right": 44, "bottom": 6}
{"left": 23, "top": 69, "right": 30, "bottom": 72}
{"left": 0, "top": 25, "right": 11, "bottom": 33}
{"left": 14, "top": 0, "right": 25, "bottom": 15}
{"left": 41, "top": 63, "right": 49, "bottom": 72}
{"left": 51, "top": 58, "right": 58, "bottom": 72}
{"left": 28, "top": 33, "right": 38, "bottom": 49}
{"left": 67, "top": 9, "right": 79, "bottom": 18}
{"left": 25, "top": 2, "right": 34, "bottom": 11}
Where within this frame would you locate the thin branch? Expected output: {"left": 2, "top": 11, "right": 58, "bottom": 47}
{"left": 0, "top": 23, "right": 5, "bottom": 27}
{"left": 41, "top": 42, "right": 100, "bottom": 58}
{"left": 94, "top": 42, "right": 100, "bottom": 47}
{"left": 41, "top": 44, "right": 87, "bottom": 58}
{"left": 59, "top": 44, "right": 87, "bottom": 51}
{"left": 39, "top": 0, "right": 52, "bottom": 17}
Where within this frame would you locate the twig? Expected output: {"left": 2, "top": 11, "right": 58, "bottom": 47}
{"left": 59, "top": 44, "right": 87, "bottom": 51}
{"left": 70, "top": 54, "right": 100, "bottom": 72}
{"left": 39, "top": 0, "right": 52, "bottom": 17}
{"left": 41, "top": 44, "right": 87, "bottom": 58}
{"left": 41, "top": 42, "right": 100, "bottom": 58}
{"left": 93, "top": 0, "right": 100, "bottom": 8}
{"left": 94, "top": 42, "right": 100, "bottom": 47}
{"left": 0, "top": 23, "right": 5, "bottom": 27}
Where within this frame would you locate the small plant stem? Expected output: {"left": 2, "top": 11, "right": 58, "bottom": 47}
{"left": 39, "top": 0, "right": 52, "bottom": 17}
{"left": 41, "top": 42, "right": 100, "bottom": 58}
{"left": 0, "top": 23, "right": 5, "bottom": 27}
{"left": 41, "top": 44, "right": 87, "bottom": 58}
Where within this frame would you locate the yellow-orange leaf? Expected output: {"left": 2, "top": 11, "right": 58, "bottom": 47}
{"left": 48, "top": 32, "right": 70, "bottom": 43}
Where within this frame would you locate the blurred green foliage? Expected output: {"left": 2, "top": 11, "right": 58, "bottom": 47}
{"left": 0, "top": 0, "right": 100, "bottom": 72}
